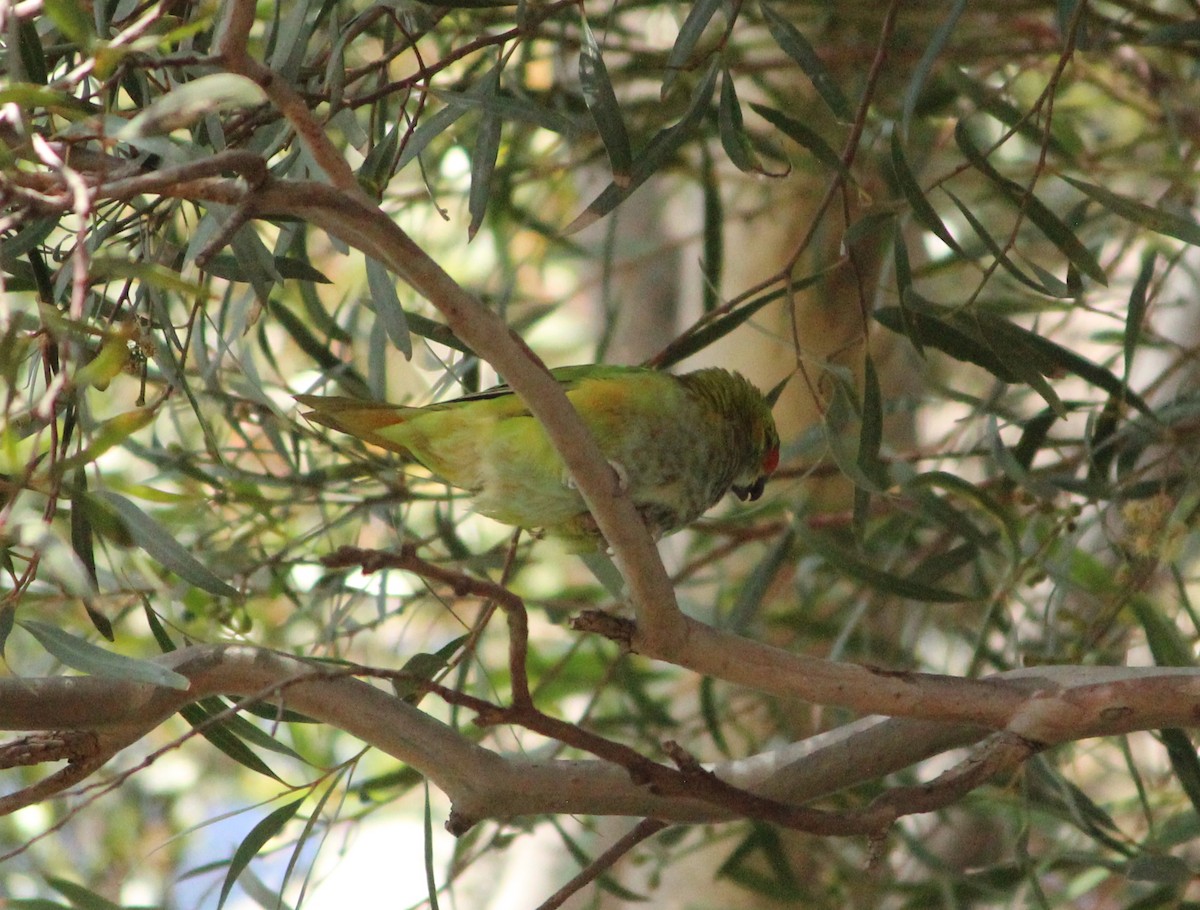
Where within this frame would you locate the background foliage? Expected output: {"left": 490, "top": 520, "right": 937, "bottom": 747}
{"left": 3, "top": 0, "right": 1200, "bottom": 907}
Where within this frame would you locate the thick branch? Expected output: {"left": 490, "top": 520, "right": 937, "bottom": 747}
{"left": 3, "top": 648, "right": 1200, "bottom": 830}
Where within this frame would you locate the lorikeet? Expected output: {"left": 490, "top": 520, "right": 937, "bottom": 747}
{"left": 297, "top": 365, "right": 779, "bottom": 547}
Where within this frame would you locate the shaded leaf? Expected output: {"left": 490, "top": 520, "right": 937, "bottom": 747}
{"left": 875, "top": 305, "right": 1152, "bottom": 417}
{"left": 942, "top": 187, "right": 1071, "bottom": 298}
{"left": 1125, "top": 251, "right": 1155, "bottom": 379}
{"left": 1159, "top": 729, "right": 1200, "bottom": 821}
{"left": 761, "top": 3, "right": 851, "bottom": 121}
{"left": 567, "top": 61, "right": 718, "bottom": 233}
{"left": 45, "top": 879, "right": 122, "bottom": 910}
{"left": 468, "top": 66, "right": 504, "bottom": 240}
{"left": 718, "top": 67, "right": 760, "bottom": 172}
{"left": 955, "top": 122, "right": 1107, "bottom": 285}
{"left": 655, "top": 268, "right": 827, "bottom": 368}
{"left": 900, "top": 0, "right": 967, "bottom": 137}
{"left": 1063, "top": 175, "right": 1200, "bottom": 247}
{"left": 179, "top": 701, "right": 284, "bottom": 782}
{"left": 579, "top": 15, "right": 631, "bottom": 185}
{"left": 798, "top": 529, "right": 973, "bottom": 602}
{"left": 750, "top": 103, "right": 847, "bottom": 176}
{"left": 890, "top": 132, "right": 963, "bottom": 255}
{"left": 664, "top": 0, "right": 725, "bottom": 98}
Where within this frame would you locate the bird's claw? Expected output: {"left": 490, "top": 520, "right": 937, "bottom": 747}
{"left": 562, "top": 460, "right": 630, "bottom": 494}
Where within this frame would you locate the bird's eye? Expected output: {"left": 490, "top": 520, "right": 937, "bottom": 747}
{"left": 762, "top": 446, "right": 780, "bottom": 475}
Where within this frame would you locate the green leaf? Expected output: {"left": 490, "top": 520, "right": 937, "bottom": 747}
{"left": 750, "top": 103, "right": 847, "bottom": 176}
{"left": 468, "top": 65, "right": 503, "bottom": 240}
{"left": 393, "top": 634, "right": 469, "bottom": 703}
{"left": 16, "top": 521, "right": 96, "bottom": 599}
{"left": 726, "top": 527, "right": 796, "bottom": 633}
{"left": 798, "top": 529, "right": 973, "bottom": 602}
{"left": 1159, "top": 729, "right": 1200, "bottom": 820}
{"left": 43, "top": 0, "right": 95, "bottom": 46}
{"left": 955, "top": 122, "right": 1107, "bottom": 285}
{"left": 761, "top": 2, "right": 851, "bottom": 122}
{"left": 579, "top": 15, "right": 631, "bottom": 186}
{"left": 900, "top": 0, "right": 967, "bottom": 137}
{"left": 45, "top": 878, "right": 123, "bottom": 910}
{"left": 1142, "top": 21, "right": 1200, "bottom": 46}
{"left": 699, "top": 676, "right": 732, "bottom": 757}
{"left": 890, "top": 132, "right": 962, "bottom": 255}
{"left": 945, "top": 68, "right": 1081, "bottom": 161}
{"left": 655, "top": 267, "right": 828, "bottom": 369}
{"left": 1125, "top": 851, "right": 1193, "bottom": 885}
{"left": 218, "top": 798, "right": 306, "bottom": 910}
{"left": 664, "top": 0, "right": 725, "bottom": 98}
{"left": 1128, "top": 595, "right": 1194, "bottom": 667}
{"left": 89, "top": 491, "right": 240, "bottom": 597}
{"left": 1125, "top": 251, "right": 1155, "bottom": 380}
{"left": 19, "top": 620, "right": 189, "bottom": 689}
{"left": 1062, "top": 175, "right": 1200, "bottom": 247}
{"left": 396, "top": 103, "right": 470, "bottom": 171}
{"left": 857, "top": 355, "right": 886, "bottom": 487}
{"left": 431, "top": 86, "right": 579, "bottom": 137}
{"left": 718, "top": 66, "right": 760, "bottom": 173}
{"left": 179, "top": 700, "right": 284, "bottom": 782}
{"left": 874, "top": 305, "right": 1153, "bottom": 417}
{"left": 118, "top": 73, "right": 267, "bottom": 138}
{"left": 423, "top": 780, "right": 441, "bottom": 910}
{"left": 366, "top": 257, "right": 412, "bottom": 358}
{"left": 718, "top": 824, "right": 803, "bottom": 899}
{"left": 566, "top": 60, "right": 718, "bottom": 233}
{"left": 942, "top": 186, "right": 1071, "bottom": 297}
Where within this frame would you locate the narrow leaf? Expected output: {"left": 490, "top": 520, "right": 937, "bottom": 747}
{"left": 468, "top": 68, "right": 504, "bottom": 240}
{"left": 1062, "top": 175, "right": 1200, "bottom": 247}
{"left": 218, "top": 798, "right": 306, "bottom": 909}
{"left": 761, "top": 3, "right": 851, "bottom": 121}
{"left": 19, "top": 620, "right": 189, "bottom": 689}
{"left": 942, "top": 186, "right": 1072, "bottom": 298}
{"left": 179, "top": 701, "right": 284, "bottom": 782}
{"left": 798, "top": 530, "right": 973, "bottom": 603}
{"left": 955, "top": 122, "right": 1107, "bottom": 285}
{"left": 46, "top": 879, "right": 122, "bottom": 910}
{"left": 890, "top": 131, "right": 962, "bottom": 254}
{"left": 566, "top": 61, "right": 717, "bottom": 233}
{"left": 718, "top": 67, "right": 760, "bottom": 172}
{"left": 750, "top": 103, "right": 847, "bottom": 175}
{"left": 579, "top": 16, "right": 632, "bottom": 185}
{"left": 900, "top": 0, "right": 967, "bottom": 137}
{"left": 664, "top": 0, "right": 724, "bottom": 98}
{"left": 1125, "top": 251, "right": 1155, "bottom": 379}
{"left": 89, "top": 491, "right": 239, "bottom": 596}
{"left": 1160, "top": 729, "right": 1200, "bottom": 819}
{"left": 366, "top": 257, "right": 412, "bottom": 358}
{"left": 118, "top": 73, "right": 267, "bottom": 138}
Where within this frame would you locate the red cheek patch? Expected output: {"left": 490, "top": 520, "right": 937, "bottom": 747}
{"left": 762, "top": 446, "right": 780, "bottom": 475}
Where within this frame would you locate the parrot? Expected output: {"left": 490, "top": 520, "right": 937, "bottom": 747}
{"left": 297, "top": 365, "right": 780, "bottom": 548}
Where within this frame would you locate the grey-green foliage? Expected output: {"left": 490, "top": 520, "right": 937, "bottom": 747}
{"left": 3, "top": 1, "right": 1200, "bottom": 907}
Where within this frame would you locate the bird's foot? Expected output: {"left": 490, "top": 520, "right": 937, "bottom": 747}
{"left": 562, "top": 459, "right": 630, "bottom": 494}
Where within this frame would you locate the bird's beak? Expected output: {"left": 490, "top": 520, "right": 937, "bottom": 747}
{"left": 732, "top": 476, "right": 767, "bottom": 502}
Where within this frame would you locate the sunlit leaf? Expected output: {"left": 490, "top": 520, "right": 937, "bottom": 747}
{"left": 89, "top": 491, "right": 240, "bottom": 597}
{"left": 20, "top": 620, "right": 189, "bottom": 689}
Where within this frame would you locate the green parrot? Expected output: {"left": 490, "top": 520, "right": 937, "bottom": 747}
{"left": 297, "top": 365, "right": 780, "bottom": 548}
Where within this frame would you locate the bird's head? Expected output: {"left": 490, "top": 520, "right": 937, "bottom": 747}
{"left": 730, "top": 404, "right": 780, "bottom": 502}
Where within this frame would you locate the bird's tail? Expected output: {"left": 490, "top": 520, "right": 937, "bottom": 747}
{"left": 295, "top": 394, "right": 413, "bottom": 454}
